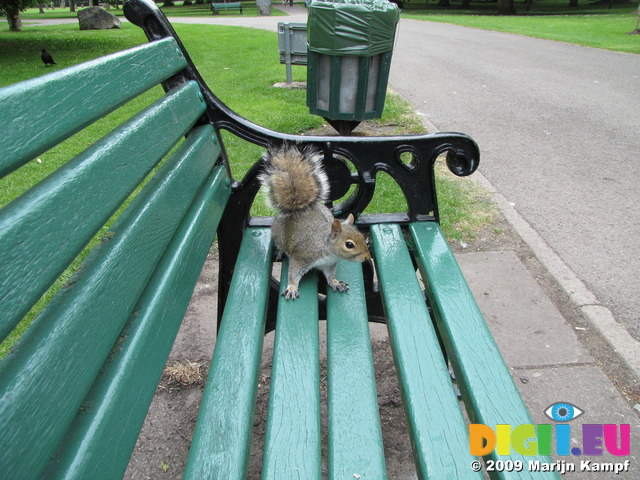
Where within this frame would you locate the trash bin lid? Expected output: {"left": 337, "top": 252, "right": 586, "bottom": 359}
{"left": 308, "top": 0, "right": 399, "bottom": 56}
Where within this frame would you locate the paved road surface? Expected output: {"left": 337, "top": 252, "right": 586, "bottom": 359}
{"left": 388, "top": 20, "right": 640, "bottom": 340}
{"left": 161, "top": 10, "right": 640, "bottom": 342}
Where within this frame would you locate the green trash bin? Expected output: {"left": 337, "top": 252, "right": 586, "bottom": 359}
{"left": 306, "top": 0, "right": 400, "bottom": 135}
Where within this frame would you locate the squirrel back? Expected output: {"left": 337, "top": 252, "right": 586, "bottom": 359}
{"left": 259, "top": 145, "right": 330, "bottom": 213}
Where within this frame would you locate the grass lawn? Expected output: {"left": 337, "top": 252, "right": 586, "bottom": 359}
{"left": 407, "top": 13, "right": 640, "bottom": 54}
{"left": 13, "top": 0, "right": 640, "bottom": 55}
{"left": 402, "top": 0, "right": 640, "bottom": 54}
{"left": 0, "top": 22, "right": 489, "bottom": 225}
{"left": 17, "top": 1, "right": 287, "bottom": 19}
{"left": 0, "top": 22, "right": 494, "bottom": 356}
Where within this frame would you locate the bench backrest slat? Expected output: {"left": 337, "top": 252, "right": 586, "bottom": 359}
{"left": 326, "top": 262, "right": 387, "bottom": 479}
{"left": 184, "top": 227, "right": 273, "bottom": 480}
{"left": 409, "top": 223, "right": 557, "bottom": 479}
{"left": 370, "top": 224, "right": 483, "bottom": 480}
{"left": 261, "top": 263, "right": 322, "bottom": 480}
{"left": 0, "top": 123, "right": 220, "bottom": 480}
{"left": 45, "top": 155, "right": 230, "bottom": 479}
{"left": 0, "top": 80, "right": 207, "bottom": 341}
{"left": 0, "top": 37, "right": 186, "bottom": 178}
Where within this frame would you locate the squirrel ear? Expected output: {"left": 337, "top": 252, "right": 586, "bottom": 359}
{"left": 331, "top": 218, "right": 342, "bottom": 239}
{"left": 344, "top": 214, "right": 355, "bottom": 226}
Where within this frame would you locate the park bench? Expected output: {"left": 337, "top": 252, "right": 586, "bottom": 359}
{"left": 211, "top": 1, "right": 243, "bottom": 14}
{"left": 0, "top": 0, "right": 558, "bottom": 478}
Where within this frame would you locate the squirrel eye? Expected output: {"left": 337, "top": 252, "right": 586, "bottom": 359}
{"left": 345, "top": 241, "right": 355, "bottom": 249}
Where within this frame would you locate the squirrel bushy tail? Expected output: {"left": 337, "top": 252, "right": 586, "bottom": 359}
{"left": 259, "top": 145, "right": 330, "bottom": 213}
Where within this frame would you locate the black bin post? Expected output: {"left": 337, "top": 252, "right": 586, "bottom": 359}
{"left": 306, "top": 0, "right": 399, "bottom": 135}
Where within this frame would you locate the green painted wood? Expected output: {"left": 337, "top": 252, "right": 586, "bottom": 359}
{"left": 261, "top": 262, "right": 321, "bottom": 480}
{"left": 409, "top": 222, "right": 560, "bottom": 480}
{"left": 370, "top": 224, "right": 482, "bottom": 480}
{"left": 326, "top": 261, "right": 387, "bottom": 480}
{"left": 0, "top": 80, "right": 206, "bottom": 342}
{"left": 0, "top": 37, "right": 186, "bottom": 178}
{"left": 44, "top": 144, "right": 229, "bottom": 480}
{"left": 306, "top": 51, "right": 318, "bottom": 112}
{"left": 374, "top": 52, "right": 393, "bottom": 116}
{"left": 0, "top": 121, "right": 217, "bottom": 480}
{"left": 184, "top": 227, "right": 273, "bottom": 480}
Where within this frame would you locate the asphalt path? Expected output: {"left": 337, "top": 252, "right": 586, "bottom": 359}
{"left": 20, "top": 10, "right": 640, "bottom": 341}
{"left": 186, "top": 10, "right": 640, "bottom": 342}
{"left": 388, "top": 20, "right": 640, "bottom": 340}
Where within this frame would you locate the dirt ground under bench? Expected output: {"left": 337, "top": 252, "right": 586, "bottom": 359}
{"left": 124, "top": 250, "right": 418, "bottom": 480}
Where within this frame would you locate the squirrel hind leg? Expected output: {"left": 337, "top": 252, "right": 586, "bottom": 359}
{"left": 282, "top": 258, "right": 308, "bottom": 301}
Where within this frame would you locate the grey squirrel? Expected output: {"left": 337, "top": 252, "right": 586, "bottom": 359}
{"left": 259, "top": 145, "right": 371, "bottom": 300}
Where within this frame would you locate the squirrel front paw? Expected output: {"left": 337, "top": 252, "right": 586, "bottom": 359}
{"left": 329, "top": 280, "right": 350, "bottom": 293}
{"left": 282, "top": 286, "right": 300, "bottom": 301}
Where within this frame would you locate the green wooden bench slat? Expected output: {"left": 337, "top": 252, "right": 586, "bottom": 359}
{"left": 261, "top": 263, "right": 321, "bottom": 480}
{"left": 326, "top": 261, "right": 387, "bottom": 480}
{"left": 0, "top": 80, "right": 206, "bottom": 342}
{"left": 0, "top": 123, "right": 217, "bottom": 480}
{"left": 0, "top": 37, "right": 187, "bottom": 177}
{"left": 184, "top": 227, "right": 273, "bottom": 480}
{"left": 44, "top": 154, "right": 230, "bottom": 479}
{"left": 409, "top": 223, "right": 560, "bottom": 480}
{"left": 370, "top": 224, "right": 482, "bottom": 480}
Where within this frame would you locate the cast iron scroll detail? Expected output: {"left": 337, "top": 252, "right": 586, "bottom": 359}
{"left": 124, "top": 0, "right": 480, "bottom": 329}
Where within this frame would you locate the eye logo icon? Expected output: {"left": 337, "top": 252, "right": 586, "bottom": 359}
{"left": 544, "top": 402, "right": 584, "bottom": 422}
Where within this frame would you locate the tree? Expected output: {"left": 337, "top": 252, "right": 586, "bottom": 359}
{"left": 1, "top": 0, "right": 36, "bottom": 31}
{"left": 497, "top": 0, "right": 516, "bottom": 14}
{"left": 630, "top": 2, "right": 640, "bottom": 34}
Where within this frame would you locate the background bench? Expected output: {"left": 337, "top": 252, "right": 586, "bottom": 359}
{"left": 0, "top": 0, "right": 559, "bottom": 478}
{"left": 211, "top": 1, "right": 243, "bottom": 14}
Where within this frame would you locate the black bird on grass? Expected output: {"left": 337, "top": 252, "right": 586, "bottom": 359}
{"left": 41, "top": 49, "right": 56, "bottom": 67}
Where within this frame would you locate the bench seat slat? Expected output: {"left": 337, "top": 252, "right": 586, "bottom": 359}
{"left": 184, "top": 227, "right": 273, "bottom": 480}
{"left": 45, "top": 159, "right": 230, "bottom": 479}
{"left": 0, "top": 37, "right": 187, "bottom": 177}
{"left": 262, "top": 264, "right": 321, "bottom": 480}
{"left": 409, "top": 223, "right": 559, "bottom": 479}
{"left": 370, "top": 224, "right": 482, "bottom": 480}
{"left": 0, "top": 80, "right": 206, "bottom": 341}
{"left": 0, "top": 123, "right": 218, "bottom": 480}
{"left": 326, "top": 262, "right": 387, "bottom": 480}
